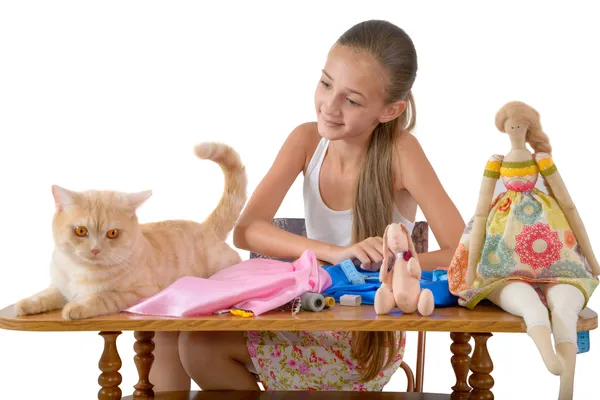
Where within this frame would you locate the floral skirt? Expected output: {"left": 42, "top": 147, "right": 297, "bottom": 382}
{"left": 448, "top": 188, "right": 598, "bottom": 308}
{"left": 243, "top": 330, "right": 405, "bottom": 391}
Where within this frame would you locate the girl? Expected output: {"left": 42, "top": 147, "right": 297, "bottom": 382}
{"left": 174, "top": 19, "right": 464, "bottom": 392}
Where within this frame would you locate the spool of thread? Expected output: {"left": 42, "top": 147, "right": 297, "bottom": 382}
{"left": 300, "top": 292, "right": 325, "bottom": 312}
{"left": 324, "top": 296, "right": 335, "bottom": 308}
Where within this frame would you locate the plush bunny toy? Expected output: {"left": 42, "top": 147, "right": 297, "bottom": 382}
{"left": 374, "top": 222, "right": 434, "bottom": 316}
{"left": 448, "top": 101, "right": 599, "bottom": 400}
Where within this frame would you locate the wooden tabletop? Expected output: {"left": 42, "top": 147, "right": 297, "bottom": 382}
{"left": 0, "top": 302, "right": 597, "bottom": 333}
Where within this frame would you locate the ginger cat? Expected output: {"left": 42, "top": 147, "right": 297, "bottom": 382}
{"left": 14, "top": 142, "right": 247, "bottom": 320}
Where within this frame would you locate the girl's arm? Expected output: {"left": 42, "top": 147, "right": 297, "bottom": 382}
{"left": 233, "top": 123, "right": 339, "bottom": 263}
{"left": 536, "top": 153, "right": 600, "bottom": 276}
{"left": 397, "top": 133, "right": 466, "bottom": 271}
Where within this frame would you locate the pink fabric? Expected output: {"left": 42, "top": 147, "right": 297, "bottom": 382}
{"left": 124, "top": 249, "right": 332, "bottom": 317}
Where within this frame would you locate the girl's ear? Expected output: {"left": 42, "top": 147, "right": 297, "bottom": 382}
{"left": 379, "top": 100, "right": 407, "bottom": 124}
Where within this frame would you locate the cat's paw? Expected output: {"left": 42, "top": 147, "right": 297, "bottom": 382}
{"left": 61, "top": 302, "right": 95, "bottom": 320}
{"left": 14, "top": 297, "right": 44, "bottom": 316}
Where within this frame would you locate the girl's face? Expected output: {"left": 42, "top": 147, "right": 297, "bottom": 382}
{"left": 314, "top": 45, "right": 401, "bottom": 141}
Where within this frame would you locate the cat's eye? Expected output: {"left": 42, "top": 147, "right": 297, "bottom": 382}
{"left": 74, "top": 226, "right": 88, "bottom": 237}
{"left": 106, "top": 229, "right": 119, "bottom": 239}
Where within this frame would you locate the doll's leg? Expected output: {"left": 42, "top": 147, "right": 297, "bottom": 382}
{"left": 374, "top": 283, "right": 396, "bottom": 314}
{"left": 150, "top": 331, "right": 191, "bottom": 392}
{"left": 417, "top": 288, "right": 434, "bottom": 316}
{"left": 545, "top": 284, "right": 585, "bottom": 400}
{"left": 487, "top": 281, "right": 562, "bottom": 375}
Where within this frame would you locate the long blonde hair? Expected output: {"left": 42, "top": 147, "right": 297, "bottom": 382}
{"left": 495, "top": 101, "right": 553, "bottom": 195}
{"left": 336, "top": 20, "right": 417, "bottom": 382}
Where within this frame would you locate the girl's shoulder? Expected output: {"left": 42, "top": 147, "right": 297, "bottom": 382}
{"left": 395, "top": 129, "right": 420, "bottom": 153}
{"left": 288, "top": 122, "right": 322, "bottom": 174}
{"left": 393, "top": 130, "right": 424, "bottom": 188}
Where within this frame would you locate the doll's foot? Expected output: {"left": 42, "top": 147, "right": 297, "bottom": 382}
{"left": 528, "top": 325, "right": 563, "bottom": 376}
{"left": 556, "top": 342, "right": 577, "bottom": 400}
{"left": 374, "top": 286, "right": 396, "bottom": 315}
{"left": 417, "top": 289, "right": 434, "bottom": 316}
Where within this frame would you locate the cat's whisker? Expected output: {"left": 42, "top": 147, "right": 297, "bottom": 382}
{"left": 105, "top": 254, "right": 128, "bottom": 266}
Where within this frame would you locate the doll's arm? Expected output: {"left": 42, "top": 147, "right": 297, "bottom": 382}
{"left": 467, "top": 156, "right": 503, "bottom": 285}
{"left": 407, "top": 257, "right": 422, "bottom": 280}
{"left": 536, "top": 153, "right": 600, "bottom": 276}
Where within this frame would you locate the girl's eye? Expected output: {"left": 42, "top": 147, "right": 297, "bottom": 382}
{"left": 320, "top": 80, "right": 330, "bottom": 88}
{"left": 347, "top": 98, "right": 360, "bottom": 107}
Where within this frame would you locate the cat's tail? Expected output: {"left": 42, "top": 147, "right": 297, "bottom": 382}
{"left": 194, "top": 142, "right": 247, "bottom": 240}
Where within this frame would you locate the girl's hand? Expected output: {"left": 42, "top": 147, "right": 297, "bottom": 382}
{"left": 328, "top": 237, "right": 393, "bottom": 271}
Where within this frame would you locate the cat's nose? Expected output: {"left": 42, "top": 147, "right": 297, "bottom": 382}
{"left": 91, "top": 248, "right": 101, "bottom": 256}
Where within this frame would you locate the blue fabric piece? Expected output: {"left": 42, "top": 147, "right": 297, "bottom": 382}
{"left": 323, "top": 262, "right": 458, "bottom": 307}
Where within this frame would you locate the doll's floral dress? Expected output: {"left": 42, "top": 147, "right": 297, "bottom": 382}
{"left": 448, "top": 152, "right": 598, "bottom": 308}
{"left": 243, "top": 330, "right": 405, "bottom": 391}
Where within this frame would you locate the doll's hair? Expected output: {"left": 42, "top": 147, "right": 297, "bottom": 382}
{"left": 336, "top": 19, "right": 417, "bottom": 383}
{"left": 495, "top": 101, "right": 553, "bottom": 194}
{"left": 495, "top": 101, "right": 552, "bottom": 154}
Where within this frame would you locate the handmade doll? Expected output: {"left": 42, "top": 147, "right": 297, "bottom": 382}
{"left": 448, "top": 101, "right": 599, "bottom": 400}
{"left": 374, "top": 222, "right": 434, "bottom": 316}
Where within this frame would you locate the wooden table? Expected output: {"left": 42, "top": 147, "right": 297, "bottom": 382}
{"left": 0, "top": 302, "right": 597, "bottom": 400}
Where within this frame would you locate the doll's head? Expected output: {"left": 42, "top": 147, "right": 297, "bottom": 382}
{"left": 495, "top": 101, "right": 552, "bottom": 154}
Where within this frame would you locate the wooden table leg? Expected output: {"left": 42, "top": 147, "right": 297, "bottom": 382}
{"left": 133, "top": 331, "right": 156, "bottom": 399}
{"left": 468, "top": 333, "right": 494, "bottom": 400}
{"left": 450, "top": 332, "right": 472, "bottom": 399}
{"left": 415, "top": 331, "right": 426, "bottom": 392}
{"left": 98, "top": 331, "right": 122, "bottom": 400}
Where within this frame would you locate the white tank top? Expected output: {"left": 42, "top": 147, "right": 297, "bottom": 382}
{"left": 303, "top": 137, "right": 415, "bottom": 247}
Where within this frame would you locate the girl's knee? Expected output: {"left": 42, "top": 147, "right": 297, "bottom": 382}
{"left": 179, "top": 331, "right": 250, "bottom": 366}
{"left": 178, "top": 332, "right": 213, "bottom": 371}
{"left": 179, "top": 331, "right": 211, "bottom": 353}
{"left": 154, "top": 331, "right": 180, "bottom": 345}
{"left": 178, "top": 331, "right": 228, "bottom": 360}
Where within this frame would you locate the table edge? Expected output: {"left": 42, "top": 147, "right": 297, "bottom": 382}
{"left": 0, "top": 304, "right": 597, "bottom": 333}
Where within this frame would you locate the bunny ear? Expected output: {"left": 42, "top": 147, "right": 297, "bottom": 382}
{"left": 380, "top": 224, "right": 392, "bottom": 282}
{"left": 383, "top": 224, "right": 390, "bottom": 258}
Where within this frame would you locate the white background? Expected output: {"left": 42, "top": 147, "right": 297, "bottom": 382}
{"left": 1, "top": 1, "right": 599, "bottom": 398}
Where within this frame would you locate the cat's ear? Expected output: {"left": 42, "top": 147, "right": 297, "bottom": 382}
{"left": 125, "top": 190, "right": 152, "bottom": 211}
{"left": 52, "top": 185, "right": 77, "bottom": 211}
